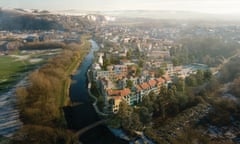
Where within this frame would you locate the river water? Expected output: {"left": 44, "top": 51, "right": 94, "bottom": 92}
{"left": 63, "top": 40, "right": 128, "bottom": 144}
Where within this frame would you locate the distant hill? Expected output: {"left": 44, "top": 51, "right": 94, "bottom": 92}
{"left": 0, "top": 9, "right": 63, "bottom": 30}
{"left": 0, "top": 8, "right": 113, "bottom": 31}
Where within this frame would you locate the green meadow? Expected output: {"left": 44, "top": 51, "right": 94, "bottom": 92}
{"left": 0, "top": 56, "right": 35, "bottom": 92}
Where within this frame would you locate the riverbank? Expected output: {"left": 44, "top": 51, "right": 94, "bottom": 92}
{"left": 64, "top": 40, "right": 129, "bottom": 144}
{"left": 87, "top": 70, "right": 108, "bottom": 117}
{"left": 61, "top": 35, "right": 91, "bottom": 106}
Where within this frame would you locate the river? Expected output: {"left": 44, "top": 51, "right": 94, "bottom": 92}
{"left": 63, "top": 40, "right": 128, "bottom": 144}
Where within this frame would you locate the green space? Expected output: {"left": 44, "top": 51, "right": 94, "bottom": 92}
{"left": 0, "top": 49, "right": 62, "bottom": 93}
{"left": 0, "top": 56, "right": 33, "bottom": 92}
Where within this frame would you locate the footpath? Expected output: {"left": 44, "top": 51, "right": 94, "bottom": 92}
{"left": 87, "top": 70, "right": 108, "bottom": 117}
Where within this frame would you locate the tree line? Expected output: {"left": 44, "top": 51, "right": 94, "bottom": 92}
{"left": 20, "top": 42, "right": 66, "bottom": 50}
{"left": 171, "top": 38, "right": 238, "bottom": 67}
{"left": 14, "top": 39, "right": 90, "bottom": 143}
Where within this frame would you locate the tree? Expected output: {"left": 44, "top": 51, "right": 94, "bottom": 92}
{"left": 155, "top": 68, "right": 165, "bottom": 77}
{"left": 130, "top": 113, "right": 142, "bottom": 130}
{"left": 170, "top": 128, "right": 210, "bottom": 144}
{"left": 103, "top": 58, "right": 110, "bottom": 70}
{"left": 196, "top": 70, "right": 204, "bottom": 84}
{"left": 172, "top": 58, "right": 179, "bottom": 66}
{"left": 15, "top": 38, "right": 92, "bottom": 143}
{"left": 158, "top": 86, "right": 169, "bottom": 119}
{"left": 117, "top": 101, "right": 133, "bottom": 129}
{"left": 126, "top": 80, "right": 133, "bottom": 88}
{"left": 204, "top": 70, "right": 212, "bottom": 80}
{"left": 16, "top": 87, "right": 28, "bottom": 109}
{"left": 126, "top": 50, "right": 132, "bottom": 59}
{"left": 14, "top": 125, "right": 77, "bottom": 144}
{"left": 230, "top": 77, "right": 240, "bottom": 98}
{"left": 175, "top": 78, "right": 185, "bottom": 92}
{"left": 169, "top": 85, "right": 177, "bottom": 97}
{"left": 159, "top": 85, "right": 168, "bottom": 97}
{"left": 138, "top": 59, "right": 144, "bottom": 68}
{"left": 185, "top": 75, "right": 197, "bottom": 86}
{"left": 139, "top": 106, "right": 152, "bottom": 125}
{"left": 136, "top": 67, "right": 142, "bottom": 76}
{"left": 142, "top": 95, "right": 154, "bottom": 113}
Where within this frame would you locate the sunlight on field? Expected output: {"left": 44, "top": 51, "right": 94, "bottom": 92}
{"left": 0, "top": 56, "right": 31, "bottom": 91}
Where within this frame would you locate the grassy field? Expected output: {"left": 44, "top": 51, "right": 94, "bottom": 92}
{"left": 0, "top": 56, "right": 27, "bottom": 91}
{"left": 0, "top": 55, "right": 38, "bottom": 92}
{"left": 0, "top": 48, "right": 61, "bottom": 93}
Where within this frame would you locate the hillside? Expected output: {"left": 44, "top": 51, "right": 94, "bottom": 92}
{"left": 0, "top": 9, "right": 107, "bottom": 31}
{"left": 0, "top": 9, "right": 63, "bottom": 30}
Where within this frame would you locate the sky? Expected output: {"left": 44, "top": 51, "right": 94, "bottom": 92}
{"left": 1, "top": 0, "right": 240, "bottom": 14}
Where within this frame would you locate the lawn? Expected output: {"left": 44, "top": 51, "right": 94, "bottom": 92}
{"left": 0, "top": 55, "right": 34, "bottom": 92}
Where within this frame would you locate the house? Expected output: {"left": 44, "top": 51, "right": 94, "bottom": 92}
{"left": 155, "top": 77, "right": 166, "bottom": 93}
{"left": 148, "top": 79, "right": 158, "bottom": 94}
{"left": 162, "top": 74, "right": 172, "bottom": 85}
{"left": 93, "top": 70, "right": 111, "bottom": 81}
{"left": 106, "top": 88, "right": 131, "bottom": 113}
{"left": 109, "top": 96, "right": 122, "bottom": 113}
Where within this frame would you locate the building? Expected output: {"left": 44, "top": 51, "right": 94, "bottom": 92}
{"left": 106, "top": 88, "right": 131, "bottom": 113}
{"left": 92, "top": 64, "right": 128, "bottom": 81}
{"left": 102, "top": 77, "right": 169, "bottom": 113}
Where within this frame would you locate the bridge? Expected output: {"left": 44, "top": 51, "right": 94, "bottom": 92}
{"left": 74, "top": 119, "right": 107, "bottom": 137}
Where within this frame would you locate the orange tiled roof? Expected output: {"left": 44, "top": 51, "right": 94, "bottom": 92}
{"left": 107, "top": 89, "right": 121, "bottom": 96}
{"left": 120, "top": 88, "right": 131, "bottom": 97}
{"left": 148, "top": 79, "right": 157, "bottom": 87}
{"left": 156, "top": 77, "right": 165, "bottom": 84}
{"left": 107, "top": 88, "right": 131, "bottom": 97}
{"left": 136, "top": 85, "right": 142, "bottom": 92}
{"left": 140, "top": 82, "right": 150, "bottom": 90}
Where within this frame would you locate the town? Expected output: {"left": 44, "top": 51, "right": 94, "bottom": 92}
{"left": 90, "top": 21, "right": 239, "bottom": 114}
{"left": 0, "top": 7, "right": 240, "bottom": 144}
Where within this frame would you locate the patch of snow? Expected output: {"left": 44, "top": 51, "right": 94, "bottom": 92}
{"left": 10, "top": 55, "right": 29, "bottom": 61}
{"left": 29, "top": 58, "right": 43, "bottom": 63}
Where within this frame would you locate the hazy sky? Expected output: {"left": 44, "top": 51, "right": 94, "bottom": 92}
{"left": 1, "top": 0, "right": 240, "bottom": 14}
